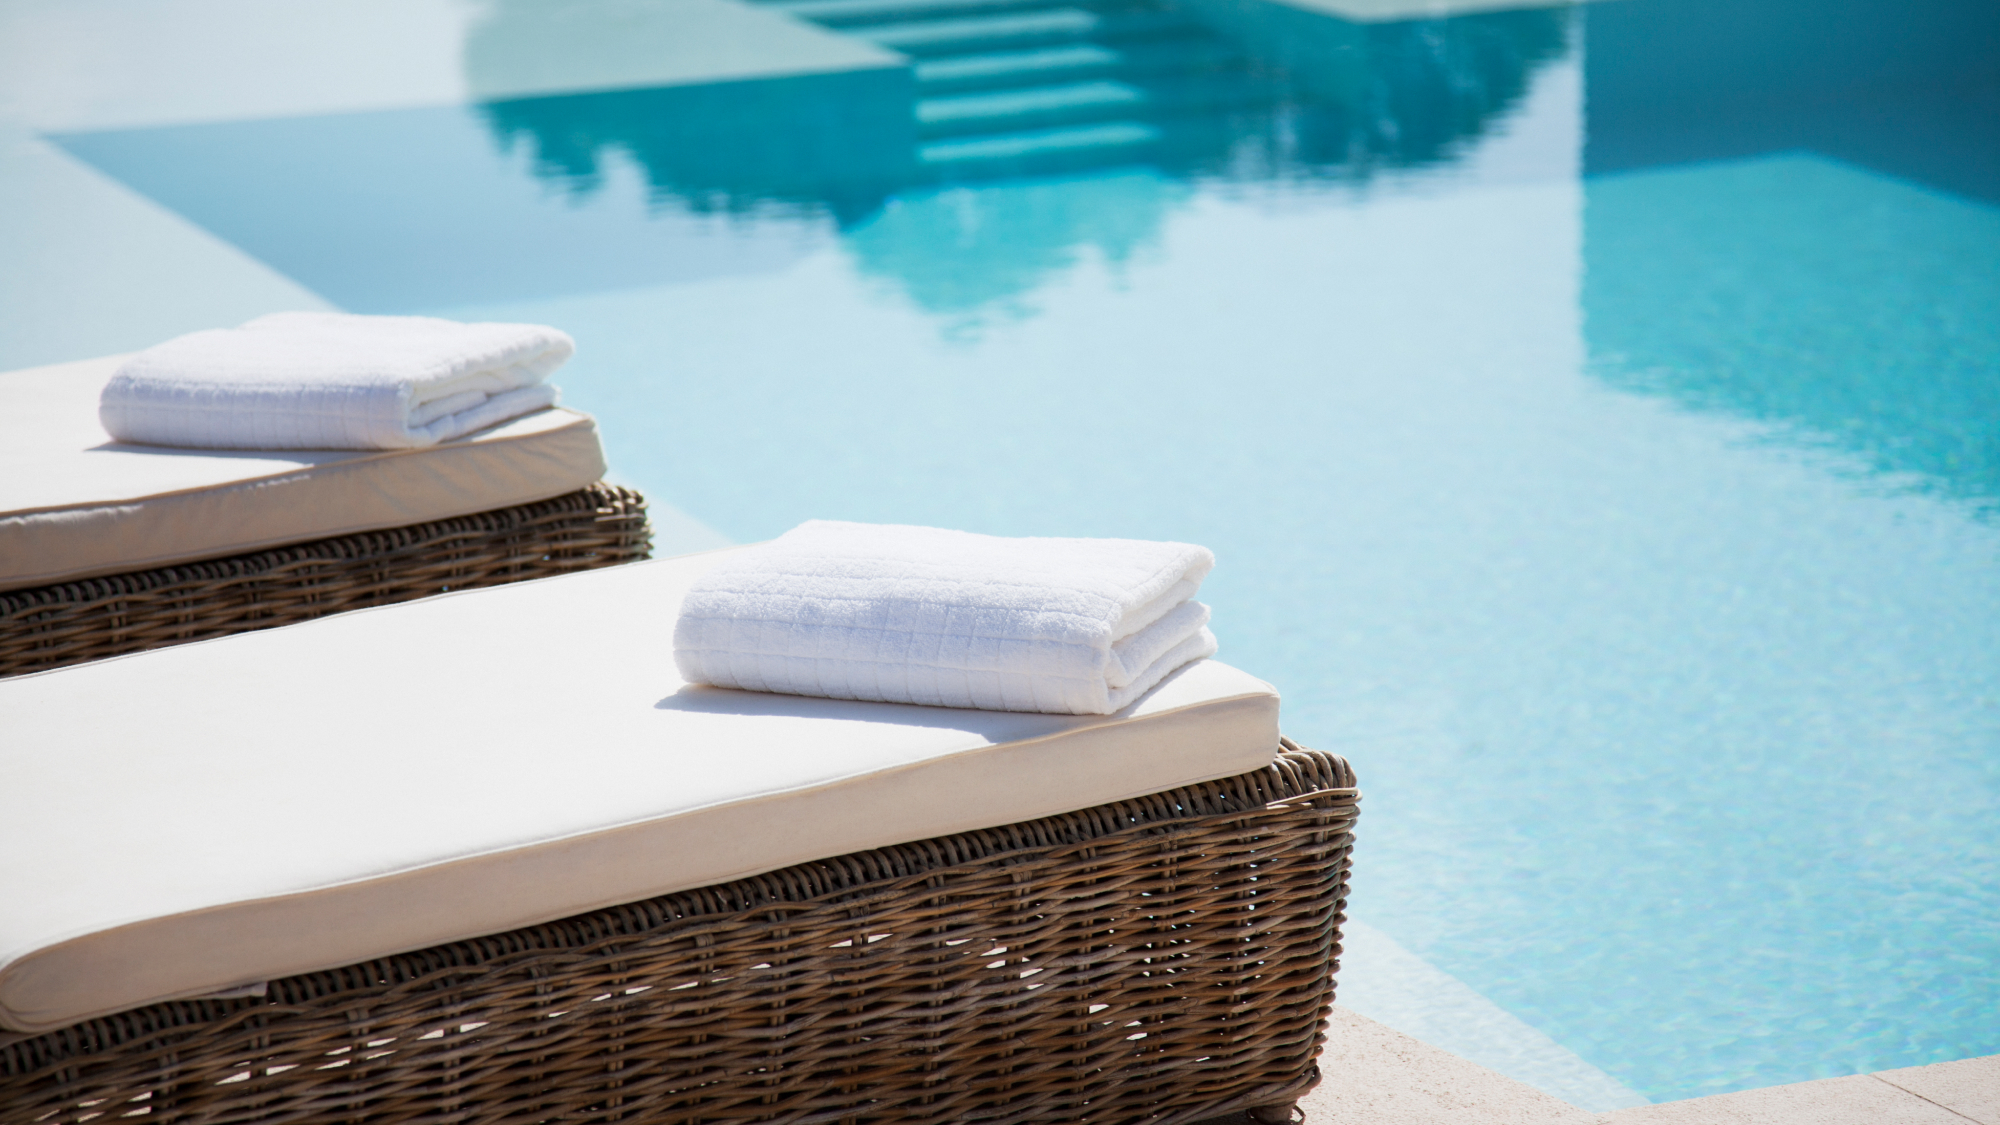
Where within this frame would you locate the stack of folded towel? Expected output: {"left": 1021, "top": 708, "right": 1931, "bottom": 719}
{"left": 674, "top": 520, "right": 1219, "bottom": 715}
{"left": 100, "top": 312, "right": 573, "bottom": 450}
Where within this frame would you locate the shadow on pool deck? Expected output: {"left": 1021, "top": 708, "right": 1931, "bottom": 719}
{"left": 1194, "top": 1006, "right": 2000, "bottom": 1124}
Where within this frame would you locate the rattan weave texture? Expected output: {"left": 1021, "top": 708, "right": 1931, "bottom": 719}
{"left": 0, "top": 484, "right": 651, "bottom": 677}
{"left": 0, "top": 744, "right": 1356, "bottom": 1125}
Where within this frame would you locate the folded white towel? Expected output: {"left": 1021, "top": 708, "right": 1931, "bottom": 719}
{"left": 99, "top": 312, "right": 573, "bottom": 450}
{"left": 674, "top": 520, "right": 1220, "bottom": 715}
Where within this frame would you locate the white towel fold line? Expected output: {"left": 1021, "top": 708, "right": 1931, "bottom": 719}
{"left": 1110, "top": 598, "right": 1211, "bottom": 689}
{"left": 99, "top": 312, "right": 574, "bottom": 450}
{"left": 673, "top": 520, "right": 1221, "bottom": 715}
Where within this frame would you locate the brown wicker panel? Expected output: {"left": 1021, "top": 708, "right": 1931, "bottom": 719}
{"left": 0, "top": 483, "right": 651, "bottom": 677}
{"left": 0, "top": 744, "right": 1357, "bottom": 1125}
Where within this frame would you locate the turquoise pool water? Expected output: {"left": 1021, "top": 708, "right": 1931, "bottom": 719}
{"left": 19, "top": 0, "right": 2000, "bottom": 1104}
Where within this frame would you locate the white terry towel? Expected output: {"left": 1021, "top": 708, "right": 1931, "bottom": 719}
{"left": 99, "top": 312, "right": 573, "bottom": 450}
{"left": 674, "top": 520, "right": 1220, "bottom": 715}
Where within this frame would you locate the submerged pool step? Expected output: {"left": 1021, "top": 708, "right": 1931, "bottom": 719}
{"left": 859, "top": 8, "right": 1202, "bottom": 57}
{"left": 921, "top": 79, "right": 1145, "bottom": 135}
{"left": 914, "top": 39, "right": 1248, "bottom": 94}
{"left": 767, "top": 0, "right": 1086, "bottom": 29}
{"left": 760, "top": 0, "right": 1273, "bottom": 180}
{"left": 917, "top": 72, "right": 1282, "bottom": 138}
{"left": 919, "top": 119, "right": 1164, "bottom": 167}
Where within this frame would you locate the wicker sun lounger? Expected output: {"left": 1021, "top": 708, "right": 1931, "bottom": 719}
{"left": 0, "top": 354, "right": 652, "bottom": 677}
{"left": 0, "top": 483, "right": 650, "bottom": 676}
{"left": 0, "top": 744, "right": 1356, "bottom": 1125}
{"left": 0, "top": 552, "right": 1358, "bottom": 1125}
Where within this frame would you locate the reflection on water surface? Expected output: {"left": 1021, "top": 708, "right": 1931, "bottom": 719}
{"left": 467, "top": 0, "right": 1571, "bottom": 316}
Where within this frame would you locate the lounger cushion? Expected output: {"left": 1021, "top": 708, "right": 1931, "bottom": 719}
{"left": 0, "top": 549, "right": 1281, "bottom": 1033}
{"left": 0, "top": 355, "right": 607, "bottom": 592}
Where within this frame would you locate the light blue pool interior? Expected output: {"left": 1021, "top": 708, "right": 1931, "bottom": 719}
{"left": 6, "top": 0, "right": 1998, "bottom": 1107}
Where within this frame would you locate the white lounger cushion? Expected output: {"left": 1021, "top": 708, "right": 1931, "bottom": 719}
{"left": 0, "top": 549, "right": 1281, "bottom": 1034}
{"left": 0, "top": 355, "right": 607, "bottom": 592}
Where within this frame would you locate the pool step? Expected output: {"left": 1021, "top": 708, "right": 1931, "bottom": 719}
{"left": 858, "top": 8, "right": 1203, "bottom": 58}
{"left": 922, "top": 79, "right": 1147, "bottom": 135}
{"left": 920, "top": 119, "right": 1164, "bottom": 168}
{"left": 750, "top": 0, "right": 1279, "bottom": 181}
{"left": 914, "top": 39, "right": 1248, "bottom": 94}
{"left": 918, "top": 72, "right": 1280, "bottom": 137}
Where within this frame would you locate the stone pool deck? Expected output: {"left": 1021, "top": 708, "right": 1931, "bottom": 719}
{"left": 1205, "top": 1006, "right": 1999, "bottom": 1124}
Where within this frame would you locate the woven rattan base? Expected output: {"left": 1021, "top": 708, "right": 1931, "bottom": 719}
{"left": 0, "top": 744, "right": 1357, "bottom": 1125}
{"left": 0, "top": 484, "right": 651, "bottom": 677}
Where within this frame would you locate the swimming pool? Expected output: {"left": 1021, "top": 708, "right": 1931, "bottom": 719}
{"left": 4, "top": 0, "right": 1996, "bottom": 1107}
